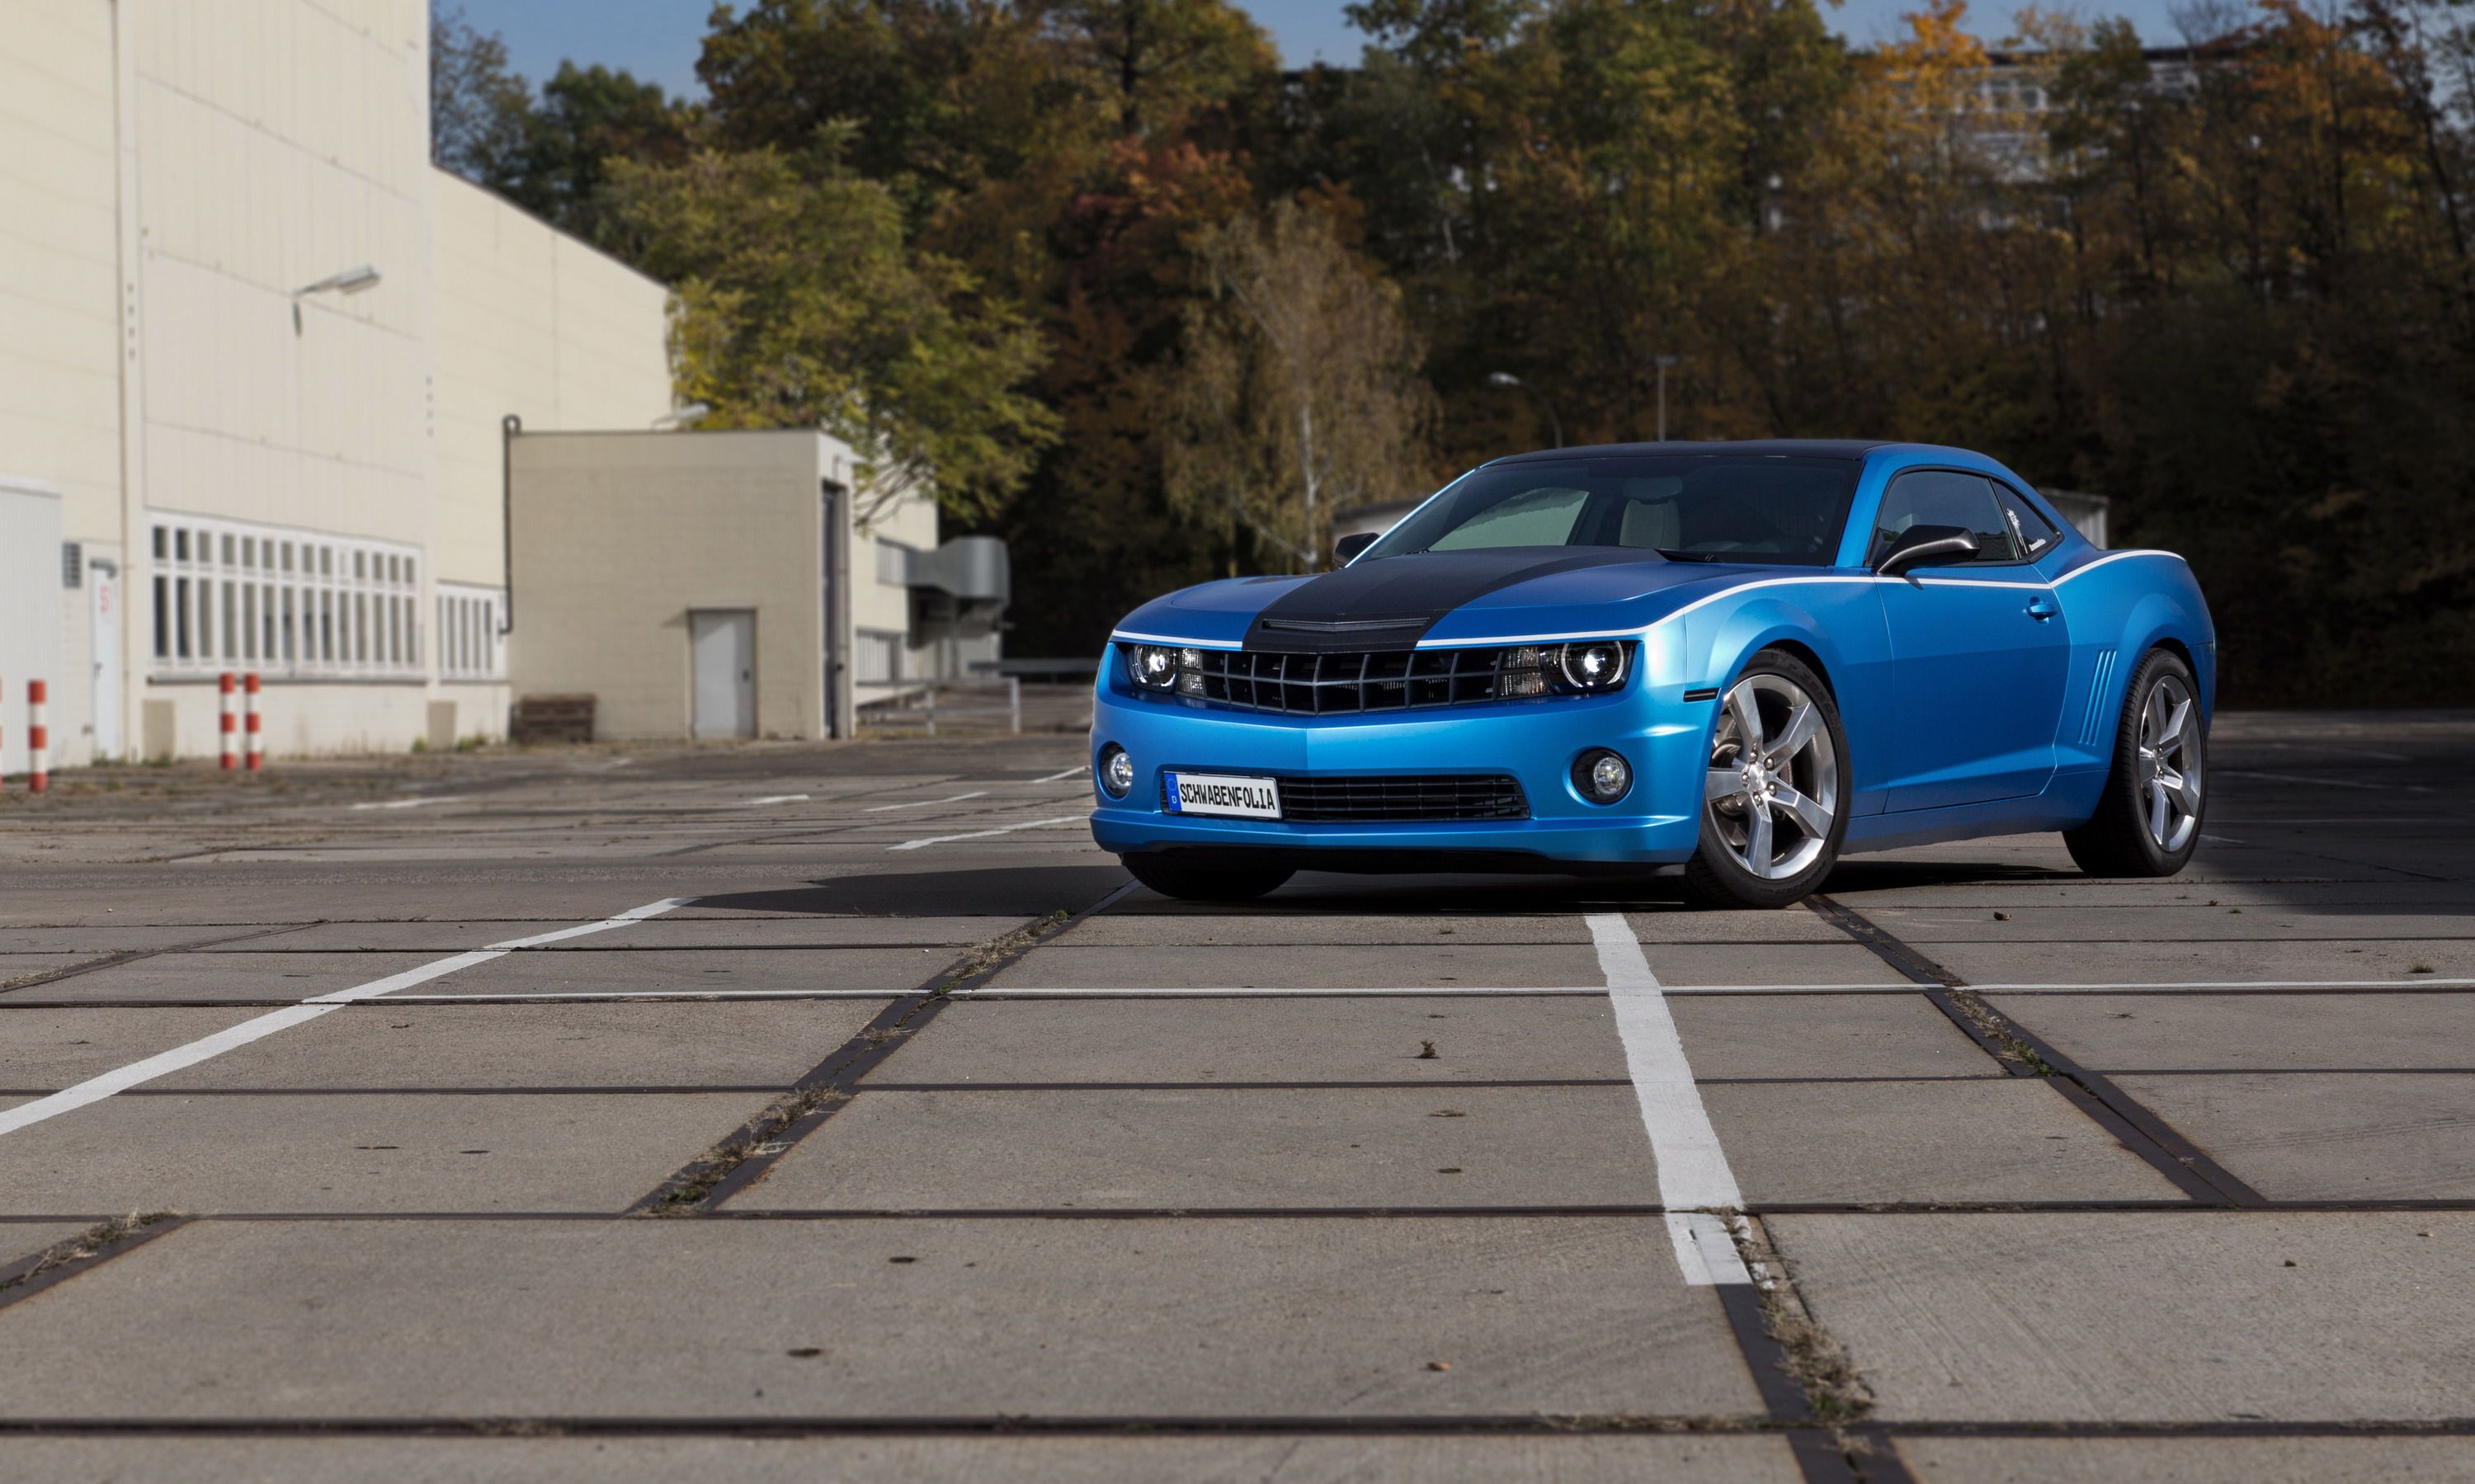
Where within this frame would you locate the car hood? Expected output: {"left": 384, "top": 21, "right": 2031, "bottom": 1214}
{"left": 1115, "top": 549, "right": 1775, "bottom": 651}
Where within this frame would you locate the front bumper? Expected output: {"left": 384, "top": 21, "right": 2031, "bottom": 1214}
{"left": 1087, "top": 652, "right": 1713, "bottom": 868}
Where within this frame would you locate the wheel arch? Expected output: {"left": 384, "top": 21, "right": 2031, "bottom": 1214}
{"left": 1754, "top": 636, "right": 1836, "bottom": 699}
{"left": 1681, "top": 582, "right": 1888, "bottom": 809}
{"left": 1694, "top": 596, "right": 1866, "bottom": 701}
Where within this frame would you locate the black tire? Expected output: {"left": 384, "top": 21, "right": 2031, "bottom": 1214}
{"left": 1120, "top": 854, "right": 1294, "bottom": 902}
{"left": 1681, "top": 648, "right": 1852, "bottom": 910}
{"left": 2064, "top": 648, "right": 2204, "bottom": 878}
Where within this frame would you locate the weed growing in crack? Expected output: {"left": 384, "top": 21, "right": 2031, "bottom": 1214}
{"left": 1944, "top": 987, "right": 2055, "bottom": 1074}
{"left": 2, "top": 1211, "right": 180, "bottom": 1293}
{"left": 651, "top": 1088, "right": 853, "bottom": 1213}
{"left": 934, "top": 909, "right": 1071, "bottom": 995}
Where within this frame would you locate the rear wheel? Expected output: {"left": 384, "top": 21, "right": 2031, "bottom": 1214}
{"left": 1120, "top": 854, "right": 1294, "bottom": 902}
{"left": 2064, "top": 648, "right": 2204, "bottom": 878}
{"left": 1682, "top": 650, "right": 1850, "bottom": 909}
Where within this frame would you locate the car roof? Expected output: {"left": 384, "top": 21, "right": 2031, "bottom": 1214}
{"left": 1484, "top": 439, "right": 1899, "bottom": 464}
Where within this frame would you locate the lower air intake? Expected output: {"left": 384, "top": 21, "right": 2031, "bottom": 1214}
{"left": 1168, "top": 773, "right": 1530, "bottom": 823}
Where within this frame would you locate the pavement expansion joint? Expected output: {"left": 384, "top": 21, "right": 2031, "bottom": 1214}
{"left": 633, "top": 885, "right": 1137, "bottom": 1215}
{"left": 0, "top": 1212, "right": 190, "bottom": 1312}
{"left": 1804, "top": 894, "right": 2266, "bottom": 1206}
{"left": 0, "top": 922, "right": 314, "bottom": 996}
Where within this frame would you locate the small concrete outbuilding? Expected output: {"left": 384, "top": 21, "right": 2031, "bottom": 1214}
{"left": 506, "top": 428, "right": 1008, "bottom": 742}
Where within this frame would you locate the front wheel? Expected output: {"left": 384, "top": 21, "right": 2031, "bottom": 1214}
{"left": 1681, "top": 650, "right": 1850, "bottom": 909}
{"left": 2063, "top": 648, "right": 2204, "bottom": 878}
{"left": 1120, "top": 854, "right": 1294, "bottom": 902}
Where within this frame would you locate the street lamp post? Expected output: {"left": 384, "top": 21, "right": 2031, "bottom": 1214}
{"left": 1653, "top": 355, "right": 1681, "bottom": 442}
{"left": 1486, "top": 371, "right": 1563, "bottom": 449}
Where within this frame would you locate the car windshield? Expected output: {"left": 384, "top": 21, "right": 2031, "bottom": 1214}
{"left": 1361, "top": 455, "right": 1862, "bottom": 568}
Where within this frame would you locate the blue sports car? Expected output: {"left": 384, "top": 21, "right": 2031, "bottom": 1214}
{"left": 1088, "top": 440, "right": 2213, "bottom": 908}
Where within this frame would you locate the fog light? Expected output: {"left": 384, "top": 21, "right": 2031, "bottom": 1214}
{"left": 1574, "top": 748, "right": 1631, "bottom": 804}
{"left": 1100, "top": 745, "right": 1134, "bottom": 799}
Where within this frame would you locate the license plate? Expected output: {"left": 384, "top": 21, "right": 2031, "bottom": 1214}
{"left": 1163, "top": 771, "right": 1282, "bottom": 819}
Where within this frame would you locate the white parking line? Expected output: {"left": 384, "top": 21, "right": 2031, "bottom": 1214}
{"left": 349, "top": 796, "right": 469, "bottom": 811}
{"left": 2223, "top": 769, "right": 2430, "bottom": 793}
{"left": 947, "top": 984, "right": 1601, "bottom": 997}
{"left": 382, "top": 988, "right": 903, "bottom": 1003}
{"left": 1034, "top": 766, "right": 1088, "bottom": 783}
{"left": 1586, "top": 913, "right": 1751, "bottom": 1288}
{"left": 737, "top": 794, "right": 810, "bottom": 807}
{"left": 0, "top": 897, "right": 692, "bottom": 1138}
{"left": 865, "top": 791, "right": 988, "bottom": 813}
{"left": 888, "top": 815, "right": 1085, "bottom": 852}
{"left": 2243, "top": 740, "right": 2413, "bottom": 762}
{"left": 1973, "top": 977, "right": 2475, "bottom": 992}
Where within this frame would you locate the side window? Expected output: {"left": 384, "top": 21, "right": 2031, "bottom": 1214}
{"left": 1872, "top": 471, "right": 2020, "bottom": 566}
{"left": 1995, "top": 485, "right": 2063, "bottom": 559}
{"left": 1426, "top": 484, "right": 1588, "bottom": 551}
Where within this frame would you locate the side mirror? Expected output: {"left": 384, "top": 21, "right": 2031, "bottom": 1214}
{"left": 1334, "top": 531, "right": 1379, "bottom": 564}
{"left": 1875, "top": 524, "right": 1980, "bottom": 577}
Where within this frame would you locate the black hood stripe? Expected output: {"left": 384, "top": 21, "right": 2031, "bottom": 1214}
{"left": 1242, "top": 549, "right": 1661, "bottom": 652}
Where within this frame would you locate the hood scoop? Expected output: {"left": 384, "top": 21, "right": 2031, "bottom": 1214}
{"left": 1258, "top": 617, "right": 1428, "bottom": 634}
{"left": 1242, "top": 548, "right": 1659, "bottom": 652}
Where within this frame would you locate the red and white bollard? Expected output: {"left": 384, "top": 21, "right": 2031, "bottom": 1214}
{"left": 27, "top": 680, "right": 49, "bottom": 795}
{"left": 219, "top": 672, "right": 238, "bottom": 770}
{"left": 244, "top": 672, "right": 263, "bottom": 771}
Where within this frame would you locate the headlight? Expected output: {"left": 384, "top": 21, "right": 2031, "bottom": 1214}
{"left": 1497, "top": 640, "right": 1630, "bottom": 698}
{"left": 1129, "top": 644, "right": 1208, "bottom": 695}
{"left": 1099, "top": 744, "right": 1134, "bottom": 798}
{"left": 1129, "top": 644, "right": 1179, "bottom": 690}
{"left": 1559, "top": 640, "right": 1626, "bottom": 690}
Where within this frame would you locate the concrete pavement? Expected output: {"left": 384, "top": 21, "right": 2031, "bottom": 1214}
{"left": 0, "top": 712, "right": 2469, "bottom": 1479}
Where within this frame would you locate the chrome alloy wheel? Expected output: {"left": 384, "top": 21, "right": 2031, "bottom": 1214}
{"left": 1705, "top": 674, "right": 1839, "bottom": 880}
{"left": 2137, "top": 672, "right": 2203, "bottom": 853}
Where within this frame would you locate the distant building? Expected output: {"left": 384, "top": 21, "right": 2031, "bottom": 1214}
{"left": 0, "top": 0, "right": 1001, "bottom": 770}
{"left": 502, "top": 428, "right": 1006, "bottom": 742}
{"left": 1962, "top": 41, "right": 2223, "bottom": 184}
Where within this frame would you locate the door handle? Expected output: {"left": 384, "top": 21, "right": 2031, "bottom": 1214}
{"left": 2025, "top": 596, "right": 2058, "bottom": 620}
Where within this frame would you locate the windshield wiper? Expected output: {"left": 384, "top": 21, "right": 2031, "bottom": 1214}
{"left": 1656, "top": 549, "right": 1720, "bottom": 563}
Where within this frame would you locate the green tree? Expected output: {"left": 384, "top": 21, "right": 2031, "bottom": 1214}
{"left": 494, "top": 63, "right": 696, "bottom": 243}
{"left": 430, "top": 3, "right": 530, "bottom": 181}
{"left": 1160, "top": 199, "right": 1436, "bottom": 568}
{"left": 606, "top": 138, "right": 1058, "bottom": 522}
{"left": 1052, "top": 0, "right": 1280, "bottom": 137}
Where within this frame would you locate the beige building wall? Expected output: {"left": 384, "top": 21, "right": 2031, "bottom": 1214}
{"left": 507, "top": 431, "right": 834, "bottom": 741}
{"left": 0, "top": 0, "right": 122, "bottom": 766}
{"left": 125, "top": 0, "right": 435, "bottom": 759}
{"left": 854, "top": 492, "right": 940, "bottom": 691}
{"left": 0, "top": 0, "right": 676, "bottom": 763}
{"left": 430, "top": 171, "right": 673, "bottom": 742}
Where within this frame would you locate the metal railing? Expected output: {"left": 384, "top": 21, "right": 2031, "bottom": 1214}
{"left": 855, "top": 676, "right": 1022, "bottom": 736}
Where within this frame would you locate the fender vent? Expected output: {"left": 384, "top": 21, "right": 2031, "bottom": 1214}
{"left": 2077, "top": 648, "right": 2118, "bottom": 747}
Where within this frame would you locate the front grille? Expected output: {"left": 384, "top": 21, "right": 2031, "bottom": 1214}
{"left": 1167, "top": 773, "right": 1530, "bottom": 822}
{"left": 1185, "top": 648, "right": 1510, "bottom": 714}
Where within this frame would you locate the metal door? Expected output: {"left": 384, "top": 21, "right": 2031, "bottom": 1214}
{"left": 691, "top": 610, "right": 756, "bottom": 739}
{"left": 90, "top": 559, "right": 123, "bottom": 761}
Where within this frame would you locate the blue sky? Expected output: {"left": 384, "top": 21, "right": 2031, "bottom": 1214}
{"left": 464, "top": 0, "right": 2201, "bottom": 99}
